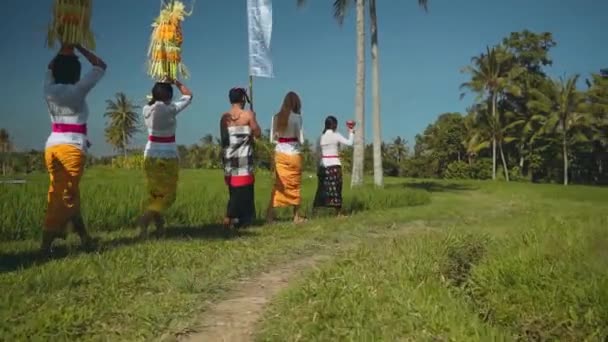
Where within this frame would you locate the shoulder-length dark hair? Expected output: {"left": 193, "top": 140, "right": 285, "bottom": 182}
{"left": 323, "top": 115, "right": 338, "bottom": 134}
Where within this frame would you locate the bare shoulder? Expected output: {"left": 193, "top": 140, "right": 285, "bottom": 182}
{"left": 244, "top": 110, "right": 257, "bottom": 120}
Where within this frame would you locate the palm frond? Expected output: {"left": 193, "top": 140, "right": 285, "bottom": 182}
{"left": 333, "top": 0, "right": 352, "bottom": 25}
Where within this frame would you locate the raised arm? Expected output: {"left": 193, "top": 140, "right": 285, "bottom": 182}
{"left": 72, "top": 45, "right": 106, "bottom": 96}
{"left": 170, "top": 80, "right": 193, "bottom": 114}
{"left": 75, "top": 44, "right": 106, "bottom": 70}
{"left": 335, "top": 130, "right": 355, "bottom": 146}
{"left": 174, "top": 79, "right": 193, "bottom": 97}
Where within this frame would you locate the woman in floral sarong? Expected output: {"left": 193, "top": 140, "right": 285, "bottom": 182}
{"left": 313, "top": 116, "right": 354, "bottom": 216}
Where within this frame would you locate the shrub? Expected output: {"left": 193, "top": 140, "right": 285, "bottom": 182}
{"left": 444, "top": 161, "right": 471, "bottom": 180}
{"left": 470, "top": 158, "right": 492, "bottom": 180}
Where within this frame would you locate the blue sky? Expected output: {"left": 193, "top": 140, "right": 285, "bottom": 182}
{"left": 0, "top": 0, "right": 606, "bottom": 156}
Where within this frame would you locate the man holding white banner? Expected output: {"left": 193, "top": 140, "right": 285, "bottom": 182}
{"left": 247, "top": 0, "right": 273, "bottom": 109}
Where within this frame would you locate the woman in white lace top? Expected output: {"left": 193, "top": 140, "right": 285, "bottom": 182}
{"left": 313, "top": 115, "right": 355, "bottom": 215}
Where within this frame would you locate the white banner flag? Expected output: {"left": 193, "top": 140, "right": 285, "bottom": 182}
{"left": 247, "top": 0, "right": 273, "bottom": 78}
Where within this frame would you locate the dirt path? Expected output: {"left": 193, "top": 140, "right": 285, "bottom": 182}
{"left": 178, "top": 254, "right": 330, "bottom": 342}
{"left": 177, "top": 222, "right": 426, "bottom": 342}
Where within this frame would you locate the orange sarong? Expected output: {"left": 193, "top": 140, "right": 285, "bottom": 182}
{"left": 271, "top": 152, "right": 302, "bottom": 207}
{"left": 144, "top": 157, "right": 179, "bottom": 213}
{"left": 44, "top": 144, "right": 85, "bottom": 233}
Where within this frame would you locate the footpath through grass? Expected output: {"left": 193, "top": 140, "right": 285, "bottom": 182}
{"left": 257, "top": 182, "right": 608, "bottom": 341}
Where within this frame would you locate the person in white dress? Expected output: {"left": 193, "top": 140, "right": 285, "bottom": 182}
{"left": 41, "top": 44, "right": 106, "bottom": 256}
{"left": 138, "top": 79, "right": 193, "bottom": 237}
{"left": 313, "top": 116, "right": 355, "bottom": 216}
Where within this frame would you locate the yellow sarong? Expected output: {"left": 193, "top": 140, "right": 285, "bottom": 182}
{"left": 44, "top": 144, "right": 85, "bottom": 233}
{"left": 144, "top": 157, "right": 179, "bottom": 213}
{"left": 271, "top": 152, "right": 302, "bottom": 207}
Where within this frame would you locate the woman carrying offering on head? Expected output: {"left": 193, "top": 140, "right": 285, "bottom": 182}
{"left": 138, "top": 78, "right": 193, "bottom": 238}
{"left": 220, "top": 88, "right": 261, "bottom": 231}
{"left": 42, "top": 44, "right": 106, "bottom": 256}
{"left": 313, "top": 116, "right": 355, "bottom": 216}
{"left": 267, "top": 92, "right": 306, "bottom": 224}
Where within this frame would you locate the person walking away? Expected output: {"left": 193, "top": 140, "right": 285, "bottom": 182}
{"left": 313, "top": 116, "right": 355, "bottom": 216}
{"left": 138, "top": 78, "right": 193, "bottom": 238}
{"left": 220, "top": 87, "right": 261, "bottom": 230}
{"left": 42, "top": 44, "right": 106, "bottom": 256}
{"left": 267, "top": 92, "right": 306, "bottom": 224}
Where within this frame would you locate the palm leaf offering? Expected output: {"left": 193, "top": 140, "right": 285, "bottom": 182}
{"left": 47, "top": 0, "right": 95, "bottom": 50}
{"left": 147, "top": 0, "right": 193, "bottom": 81}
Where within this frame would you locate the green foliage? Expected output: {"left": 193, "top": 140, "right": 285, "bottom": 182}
{"left": 470, "top": 158, "right": 493, "bottom": 180}
{"left": 104, "top": 93, "right": 141, "bottom": 156}
{"left": 257, "top": 182, "right": 608, "bottom": 341}
{"left": 444, "top": 161, "right": 471, "bottom": 180}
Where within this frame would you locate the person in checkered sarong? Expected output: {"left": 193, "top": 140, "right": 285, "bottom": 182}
{"left": 220, "top": 87, "right": 261, "bottom": 230}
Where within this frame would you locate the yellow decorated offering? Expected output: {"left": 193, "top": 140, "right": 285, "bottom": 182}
{"left": 147, "top": 0, "right": 192, "bottom": 81}
{"left": 47, "top": 0, "right": 95, "bottom": 50}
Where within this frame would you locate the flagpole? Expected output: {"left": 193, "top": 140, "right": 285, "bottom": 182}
{"left": 249, "top": 75, "right": 254, "bottom": 111}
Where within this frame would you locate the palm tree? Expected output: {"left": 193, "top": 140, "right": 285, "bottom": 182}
{"left": 528, "top": 75, "right": 589, "bottom": 185}
{"left": 462, "top": 109, "right": 486, "bottom": 165}
{"left": 460, "top": 46, "right": 523, "bottom": 181}
{"left": 298, "top": 0, "right": 428, "bottom": 186}
{"left": 104, "top": 93, "right": 141, "bottom": 157}
{"left": 389, "top": 136, "right": 408, "bottom": 163}
{"left": 586, "top": 73, "right": 608, "bottom": 178}
{"left": 0, "top": 128, "right": 13, "bottom": 176}
{"left": 297, "top": 0, "right": 364, "bottom": 186}
{"left": 368, "top": 0, "right": 428, "bottom": 187}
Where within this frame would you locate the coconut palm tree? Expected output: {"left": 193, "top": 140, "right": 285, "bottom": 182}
{"left": 297, "top": 0, "right": 364, "bottom": 186}
{"left": 0, "top": 128, "right": 13, "bottom": 176}
{"left": 528, "top": 75, "right": 589, "bottom": 185}
{"left": 460, "top": 46, "right": 523, "bottom": 180}
{"left": 297, "top": 0, "right": 428, "bottom": 186}
{"left": 104, "top": 93, "right": 141, "bottom": 157}
{"left": 368, "top": 0, "right": 428, "bottom": 186}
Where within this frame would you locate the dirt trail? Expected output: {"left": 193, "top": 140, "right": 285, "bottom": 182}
{"left": 177, "top": 222, "right": 426, "bottom": 342}
{"left": 178, "top": 254, "right": 329, "bottom": 342}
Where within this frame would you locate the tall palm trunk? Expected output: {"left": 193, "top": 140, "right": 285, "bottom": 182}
{"left": 123, "top": 128, "right": 128, "bottom": 158}
{"left": 369, "top": 0, "right": 383, "bottom": 187}
{"left": 499, "top": 141, "right": 509, "bottom": 181}
{"left": 563, "top": 131, "right": 568, "bottom": 186}
{"left": 351, "top": 0, "right": 366, "bottom": 187}
{"left": 491, "top": 92, "right": 497, "bottom": 180}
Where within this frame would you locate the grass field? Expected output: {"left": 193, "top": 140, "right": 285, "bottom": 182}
{"left": 1, "top": 168, "right": 607, "bottom": 341}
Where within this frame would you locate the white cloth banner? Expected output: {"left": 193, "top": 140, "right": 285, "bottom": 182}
{"left": 247, "top": 0, "right": 273, "bottom": 78}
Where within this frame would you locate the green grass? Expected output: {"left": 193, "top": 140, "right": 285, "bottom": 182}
{"left": 256, "top": 181, "right": 608, "bottom": 341}
{"left": 0, "top": 168, "right": 428, "bottom": 241}
{"left": 1, "top": 169, "right": 607, "bottom": 341}
{"left": 0, "top": 168, "right": 429, "bottom": 340}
